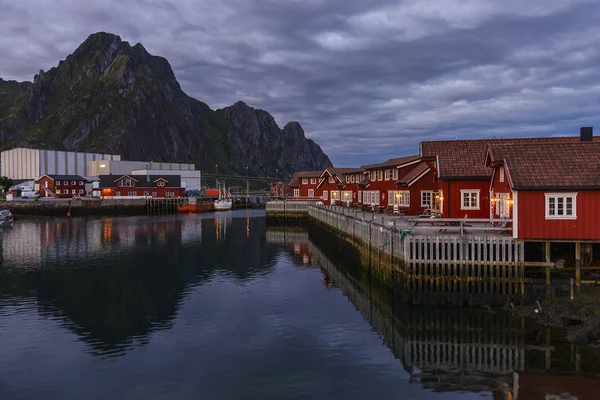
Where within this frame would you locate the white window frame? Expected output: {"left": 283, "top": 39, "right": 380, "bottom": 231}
{"left": 545, "top": 193, "right": 577, "bottom": 220}
{"left": 71, "top": 189, "right": 76, "bottom": 194}
{"left": 152, "top": 192, "right": 157, "bottom": 197}
{"left": 308, "top": 189, "right": 314, "bottom": 198}
{"left": 331, "top": 191, "right": 340, "bottom": 201}
{"left": 116, "top": 191, "right": 121, "bottom": 196}
{"left": 393, "top": 169, "right": 398, "bottom": 180}
{"left": 358, "top": 191, "right": 362, "bottom": 203}
{"left": 63, "top": 181, "right": 68, "bottom": 185}
{"left": 384, "top": 169, "right": 391, "bottom": 181}
{"left": 79, "top": 181, "right": 84, "bottom": 185}
{"left": 377, "top": 170, "right": 383, "bottom": 181}
{"left": 157, "top": 181, "right": 165, "bottom": 187}
{"left": 342, "top": 190, "right": 352, "bottom": 203}
{"left": 350, "top": 175, "right": 355, "bottom": 183}
{"left": 302, "top": 178, "right": 308, "bottom": 185}
{"left": 71, "top": 181, "right": 76, "bottom": 185}
{"left": 389, "top": 190, "right": 410, "bottom": 207}
{"left": 310, "top": 178, "right": 316, "bottom": 184}
{"left": 56, "top": 189, "right": 61, "bottom": 194}
{"left": 328, "top": 176, "right": 335, "bottom": 184}
{"left": 421, "top": 190, "right": 433, "bottom": 207}
{"left": 499, "top": 167, "right": 505, "bottom": 183}
{"left": 78, "top": 189, "right": 84, "bottom": 194}
{"left": 56, "top": 181, "right": 60, "bottom": 186}
{"left": 356, "top": 174, "right": 362, "bottom": 182}
{"left": 460, "top": 189, "right": 481, "bottom": 210}
{"left": 293, "top": 189, "right": 300, "bottom": 197}
{"left": 322, "top": 190, "right": 328, "bottom": 200}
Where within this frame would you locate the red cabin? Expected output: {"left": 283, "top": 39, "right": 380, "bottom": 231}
{"left": 317, "top": 168, "right": 363, "bottom": 205}
{"left": 485, "top": 133, "right": 600, "bottom": 241}
{"left": 394, "top": 161, "right": 437, "bottom": 215}
{"left": 37, "top": 175, "right": 88, "bottom": 198}
{"left": 98, "top": 174, "right": 185, "bottom": 198}
{"left": 287, "top": 171, "right": 323, "bottom": 201}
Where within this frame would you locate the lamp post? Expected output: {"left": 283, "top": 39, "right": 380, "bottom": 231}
{"left": 215, "top": 164, "right": 218, "bottom": 188}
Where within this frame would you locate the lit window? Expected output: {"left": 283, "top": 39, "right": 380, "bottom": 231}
{"left": 545, "top": 193, "right": 577, "bottom": 219}
{"left": 389, "top": 190, "right": 410, "bottom": 207}
{"left": 460, "top": 190, "right": 480, "bottom": 210}
{"left": 56, "top": 189, "right": 61, "bottom": 194}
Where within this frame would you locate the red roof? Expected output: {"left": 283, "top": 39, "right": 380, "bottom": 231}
{"left": 396, "top": 162, "right": 431, "bottom": 186}
{"left": 487, "top": 141, "right": 600, "bottom": 189}
{"left": 421, "top": 136, "right": 600, "bottom": 179}
{"left": 361, "top": 155, "right": 419, "bottom": 170}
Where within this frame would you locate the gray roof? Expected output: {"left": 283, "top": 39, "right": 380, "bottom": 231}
{"left": 38, "top": 174, "right": 88, "bottom": 182}
{"left": 98, "top": 174, "right": 182, "bottom": 188}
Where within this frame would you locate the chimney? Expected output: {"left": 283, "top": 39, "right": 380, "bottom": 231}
{"left": 580, "top": 127, "right": 593, "bottom": 142}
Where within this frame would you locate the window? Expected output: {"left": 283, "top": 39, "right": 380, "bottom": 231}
{"left": 545, "top": 193, "right": 577, "bottom": 219}
{"left": 331, "top": 191, "right": 340, "bottom": 201}
{"left": 389, "top": 190, "right": 410, "bottom": 207}
{"left": 342, "top": 190, "right": 352, "bottom": 202}
{"left": 358, "top": 191, "right": 362, "bottom": 203}
{"left": 328, "top": 176, "right": 335, "bottom": 184}
{"left": 79, "top": 181, "right": 84, "bottom": 185}
{"left": 461, "top": 189, "right": 480, "bottom": 210}
{"left": 55, "top": 189, "right": 61, "bottom": 194}
{"left": 499, "top": 167, "right": 505, "bottom": 183}
{"left": 71, "top": 189, "right": 76, "bottom": 194}
{"left": 152, "top": 192, "right": 157, "bottom": 197}
{"left": 310, "top": 178, "right": 317, "bottom": 184}
{"left": 78, "top": 189, "right": 83, "bottom": 194}
{"left": 170, "top": 192, "right": 175, "bottom": 197}
{"left": 385, "top": 170, "right": 391, "bottom": 180}
{"left": 421, "top": 191, "right": 433, "bottom": 207}
{"left": 56, "top": 181, "right": 60, "bottom": 186}
{"left": 144, "top": 191, "right": 149, "bottom": 196}
{"left": 377, "top": 170, "right": 383, "bottom": 181}
{"left": 128, "top": 191, "right": 134, "bottom": 196}
{"left": 302, "top": 178, "right": 308, "bottom": 185}
{"left": 120, "top": 177, "right": 133, "bottom": 187}
{"left": 350, "top": 175, "right": 355, "bottom": 183}
{"left": 364, "top": 190, "right": 380, "bottom": 205}
{"left": 116, "top": 191, "right": 121, "bottom": 196}
{"left": 308, "top": 189, "right": 314, "bottom": 198}
{"left": 345, "top": 175, "right": 350, "bottom": 183}
{"left": 370, "top": 171, "right": 376, "bottom": 181}
{"left": 63, "top": 181, "right": 68, "bottom": 185}
{"left": 293, "top": 189, "right": 300, "bottom": 197}
{"left": 393, "top": 169, "right": 398, "bottom": 180}
{"left": 157, "top": 181, "right": 165, "bottom": 187}
{"left": 71, "top": 181, "right": 76, "bottom": 185}
{"left": 322, "top": 190, "right": 328, "bottom": 200}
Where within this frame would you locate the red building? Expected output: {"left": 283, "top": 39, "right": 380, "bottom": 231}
{"left": 98, "top": 174, "right": 185, "bottom": 198}
{"left": 287, "top": 171, "right": 323, "bottom": 200}
{"left": 317, "top": 168, "right": 363, "bottom": 205}
{"left": 37, "top": 175, "right": 88, "bottom": 198}
{"left": 420, "top": 133, "right": 600, "bottom": 219}
{"left": 485, "top": 133, "right": 600, "bottom": 240}
{"left": 358, "top": 155, "right": 421, "bottom": 209}
{"left": 394, "top": 161, "right": 437, "bottom": 215}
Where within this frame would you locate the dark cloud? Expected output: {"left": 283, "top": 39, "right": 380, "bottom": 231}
{"left": 1, "top": 0, "right": 599, "bottom": 166}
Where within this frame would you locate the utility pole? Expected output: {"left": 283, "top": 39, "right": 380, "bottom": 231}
{"left": 246, "top": 166, "right": 249, "bottom": 203}
{"left": 215, "top": 164, "right": 218, "bottom": 188}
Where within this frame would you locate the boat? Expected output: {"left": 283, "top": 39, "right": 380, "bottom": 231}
{"left": 0, "top": 209, "right": 14, "bottom": 226}
{"left": 214, "top": 183, "right": 233, "bottom": 211}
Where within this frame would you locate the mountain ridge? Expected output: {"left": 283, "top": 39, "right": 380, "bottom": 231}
{"left": 0, "top": 32, "right": 332, "bottom": 177}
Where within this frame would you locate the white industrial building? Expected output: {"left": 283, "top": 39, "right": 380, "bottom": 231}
{"left": 88, "top": 160, "right": 196, "bottom": 176}
{"left": 1, "top": 148, "right": 120, "bottom": 180}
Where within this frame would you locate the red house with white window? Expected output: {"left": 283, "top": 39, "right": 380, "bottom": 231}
{"left": 420, "top": 133, "right": 600, "bottom": 219}
{"left": 287, "top": 171, "right": 323, "bottom": 200}
{"left": 358, "top": 155, "right": 422, "bottom": 209}
{"left": 394, "top": 161, "right": 437, "bottom": 215}
{"left": 317, "top": 168, "right": 363, "bottom": 205}
{"left": 98, "top": 174, "right": 185, "bottom": 198}
{"left": 37, "top": 175, "right": 88, "bottom": 198}
{"left": 485, "top": 132, "right": 600, "bottom": 240}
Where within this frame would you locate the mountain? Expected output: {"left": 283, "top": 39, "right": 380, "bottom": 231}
{"left": 0, "top": 32, "right": 332, "bottom": 177}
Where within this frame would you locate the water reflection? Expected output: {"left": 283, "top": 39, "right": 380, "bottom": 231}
{"left": 0, "top": 211, "right": 273, "bottom": 357}
{"left": 266, "top": 226, "right": 600, "bottom": 399}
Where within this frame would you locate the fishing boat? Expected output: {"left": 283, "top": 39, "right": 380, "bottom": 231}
{"left": 214, "top": 183, "right": 233, "bottom": 211}
{"left": 0, "top": 209, "right": 14, "bottom": 227}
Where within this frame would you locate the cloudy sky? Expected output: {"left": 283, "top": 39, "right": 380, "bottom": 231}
{"left": 1, "top": 0, "right": 600, "bottom": 166}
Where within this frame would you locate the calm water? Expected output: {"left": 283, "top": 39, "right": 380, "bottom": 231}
{"left": 0, "top": 210, "right": 599, "bottom": 400}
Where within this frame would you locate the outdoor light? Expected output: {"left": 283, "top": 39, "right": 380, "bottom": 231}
{"left": 100, "top": 164, "right": 106, "bottom": 168}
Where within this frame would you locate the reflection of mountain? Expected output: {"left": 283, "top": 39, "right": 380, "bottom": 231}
{"left": 0, "top": 214, "right": 279, "bottom": 355}
{"left": 272, "top": 225, "right": 600, "bottom": 398}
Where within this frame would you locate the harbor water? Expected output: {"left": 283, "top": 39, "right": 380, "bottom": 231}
{"left": 0, "top": 210, "right": 599, "bottom": 399}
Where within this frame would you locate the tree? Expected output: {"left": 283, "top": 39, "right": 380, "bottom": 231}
{"left": 0, "top": 176, "right": 13, "bottom": 194}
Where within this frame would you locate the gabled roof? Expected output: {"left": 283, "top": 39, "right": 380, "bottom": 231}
{"left": 395, "top": 162, "right": 431, "bottom": 186}
{"left": 98, "top": 174, "right": 182, "bottom": 188}
{"left": 421, "top": 135, "right": 600, "bottom": 180}
{"left": 486, "top": 141, "right": 600, "bottom": 190}
{"left": 37, "top": 174, "right": 88, "bottom": 182}
{"left": 361, "top": 155, "right": 420, "bottom": 170}
{"left": 287, "top": 171, "right": 323, "bottom": 187}
{"left": 318, "top": 167, "right": 363, "bottom": 188}
{"left": 357, "top": 176, "right": 371, "bottom": 188}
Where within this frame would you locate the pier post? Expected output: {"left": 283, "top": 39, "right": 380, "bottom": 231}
{"left": 575, "top": 242, "right": 581, "bottom": 287}
{"left": 545, "top": 242, "right": 551, "bottom": 286}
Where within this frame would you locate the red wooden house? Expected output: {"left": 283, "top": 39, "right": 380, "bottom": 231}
{"left": 317, "top": 168, "right": 363, "bottom": 205}
{"left": 420, "top": 133, "right": 600, "bottom": 219}
{"left": 357, "top": 155, "right": 421, "bottom": 209}
{"left": 98, "top": 174, "right": 185, "bottom": 198}
{"left": 394, "top": 161, "right": 437, "bottom": 215}
{"left": 37, "top": 175, "right": 88, "bottom": 198}
{"left": 485, "top": 131, "right": 600, "bottom": 240}
{"left": 287, "top": 171, "right": 323, "bottom": 200}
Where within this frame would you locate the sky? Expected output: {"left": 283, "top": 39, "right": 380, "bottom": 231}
{"left": 1, "top": 0, "right": 600, "bottom": 166}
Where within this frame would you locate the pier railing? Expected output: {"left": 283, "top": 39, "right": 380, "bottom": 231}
{"left": 266, "top": 201, "right": 316, "bottom": 214}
